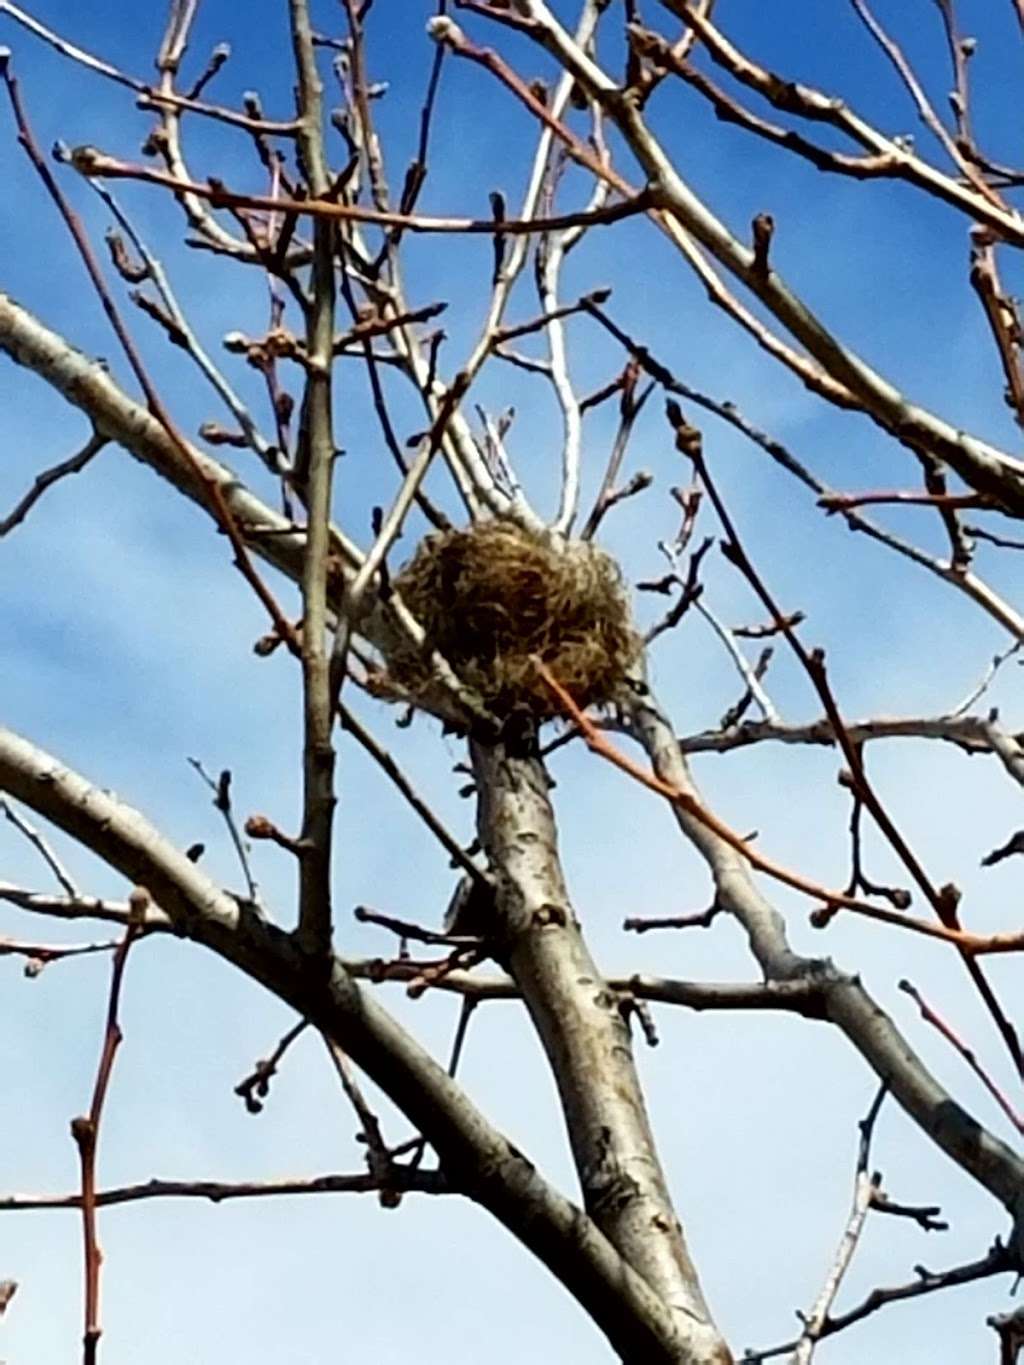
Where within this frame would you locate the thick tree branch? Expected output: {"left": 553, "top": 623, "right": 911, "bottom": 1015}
{"left": 626, "top": 681, "right": 1024, "bottom": 1259}
{"left": 0, "top": 292, "right": 479, "bottom": 728}
{"left": 0, "top": 724, "right": 716, "bottom": 1365}
{"left": 471, "top": 737, "right": 733, "bottom": 1360}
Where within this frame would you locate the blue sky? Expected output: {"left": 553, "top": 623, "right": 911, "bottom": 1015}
{"left": 2, "top": 2, "right": 1023, "bottom": 1361}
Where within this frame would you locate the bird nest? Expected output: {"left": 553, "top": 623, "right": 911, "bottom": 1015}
{"left": 381, "top": 521, "right": 639, "bottom": 721}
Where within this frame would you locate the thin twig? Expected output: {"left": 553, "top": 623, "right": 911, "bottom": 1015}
{"left": 695, "top": 600, "right": 779, "bottom": 723}
{"left": 92, "top": 180, "right": 282, "bottom": 474}
{"left": 623, "top": 904, "right": 720, "bottom": 933}
{"left": 0, "top": 934, "right": 123, "bottom": 976}
{"left": 290, "top": 0, "right": 338, "bottom": 959}
{"left": 355, "top": 905, "right": 481, "bottom": 948}
{"left": 186, "top": 760, "right": 261, "bottom": 907}
{"left": 0, "top": 796, "right": 79, "bottom": 895}
{"left": 336, "top": 703, "right": 488, "bottom": 889}
{"left": 582, "top": 300, "right": 1024, "bottom": 640}
{"left": 900, "top": 980, "right": 1024, "bottom": 1135}
{"left": 0, "top": 431, "right": 105, "bottom": 537}
{"left": 323, "top": 1037, "right": 402, "bottom": 1205}
{"left": 535, "top": 661, "right": 967, "bottom": 943}
{"left": 818, "top": 489, "right": 987, "bottom": 513}
{"left": 71, "top": 889, "right": 145, "bottom": 1364}
{"left": 66, "top": 149, "right": 653, "bottom": 238}
{"left": 0, "top": 0, "right": 297, "bottom": 132}
{"left": 948, "top": 640, "right": 1024, "bottom": 718}
{"left": 234, "top": 1019, "right": 309, "bottom": 1115}
{"left": 847, "top": 0, "right": 1001, "bottom": 208}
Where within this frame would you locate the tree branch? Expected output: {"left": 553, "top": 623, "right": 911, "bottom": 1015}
{"left": 0, "top": 723, "right": 716, "bottom": 1365}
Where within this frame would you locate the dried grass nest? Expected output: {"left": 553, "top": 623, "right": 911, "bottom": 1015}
{"left": 383, "top": 520, "right": 639, "bottom": 720}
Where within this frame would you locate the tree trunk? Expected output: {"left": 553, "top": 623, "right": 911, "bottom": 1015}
{"left": 472, "top": 737, "right": 733, "bottom": 1364}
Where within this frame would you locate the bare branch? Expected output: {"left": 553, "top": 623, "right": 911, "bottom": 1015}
{"left": 0, "top": 430, "right": 105, "bottom": 538}
{"left": 92, "top": 180, "right": 283, "bottom": 475}
{"left": 625, "top": 680, "right": 1024, "bottom": 1232}
{"left": 66, "top": 148, "right": 654, "bottom": 239}
{"left": 537, "top": 660, "right": 993, "bottom": 947}
{"left": 900, "top": 981, "right": 1024, "bottom": 1135}
{"left": 235, "top": 1018, "right": 309, "bottom": 1115}
{"left": 665, "top": 405, "right": 1023, "bottom": 1066}
{"left": 471, "top": 4, "right": 1024, "bottom": 514}
{"left": 0, "top": 723, "right": 703, "bottom": 1365}
{"left": 1, "top": 62, "right": 302, "bottom": 656}
{"left": 0, "top": 796, "right": 79, "bottom": 895}
{"left": 790, "top": 1086, "right": 886, "bottom": 1363}
{"left": 71, "top": 891, "right": 144, "bottom": 1364}
{"left": 0, "top": 1169, "right": 448, "bottom": 1211}
{"left": 743, "top": 1242, "right": 1013, "bottom": 1360}
{"left": 187, "top": 761, "right": 262, "bottom": 908}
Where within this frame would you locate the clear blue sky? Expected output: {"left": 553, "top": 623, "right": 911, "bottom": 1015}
{"left": 1, "top": 3, "right": 1022, "bottom": 1361}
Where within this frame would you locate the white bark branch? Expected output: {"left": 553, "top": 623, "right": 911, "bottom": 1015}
{"left": 0, "top": 723, "right": 712, "bottom": 1365}
{"left": 626, "top": 679, "right": 1024, "bottom": 1258}
{"left": 471, "top": 738, "right": 733, "bottom": 1361}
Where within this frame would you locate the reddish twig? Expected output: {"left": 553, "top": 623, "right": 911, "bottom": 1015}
{"left": 624, "top": 903, "right": 721, "bottom": 933}
{"left": 819, "top": 490, "right": 988, "bottom": 513}
{"left": 65, "top": 147, "right": 652, "bottom": 237}
{"left": 534, "top": 659, "right": 982, "bottom": 946}
{"left": 969, "top": 228, "right": 1024, "bottom": 432}
{"left": 244, "top": 813, "right": 304, "bottom": 857}
{"left": 0, "top": 57, "right": 301, "bottom": 658}
{"left": 664, "top": 402, "right": 1024, "bottom": 1075}
{"left": 900, "top": 981, "right": 1024, "bottom": 1135}
{"left": 70, "top": 888, "right": 145, "bottom": 1364}
{"left": 0, "top": 935, "right": 123, "bottom": 976}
